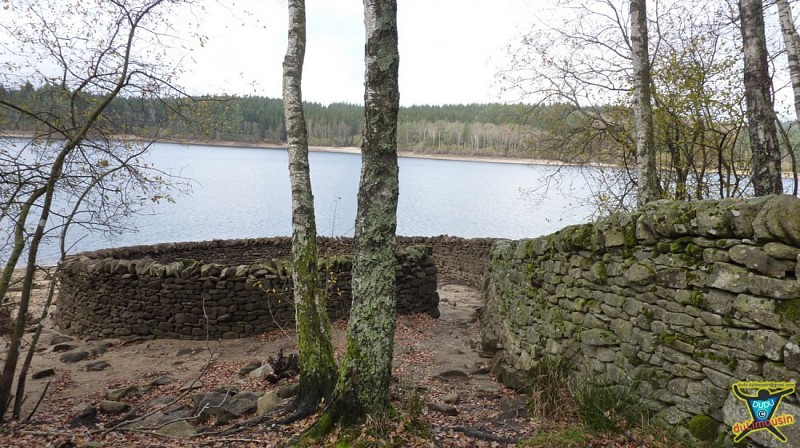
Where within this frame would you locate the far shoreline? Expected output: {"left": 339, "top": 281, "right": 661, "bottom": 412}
{"left": 5, "top": 131, "right": 798, "bottom": 176}
{"left": 0, "top": 130, "right": 569, "bottom": 167}
{"left": 159, "top": 137, "right": 573, "bottom": 168}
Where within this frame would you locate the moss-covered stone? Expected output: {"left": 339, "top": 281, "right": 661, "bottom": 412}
{"left": 777, "top": 299, "right": 800, "bottom": 322}
{"left": 687, "top": 414, "right": 719, "bottom": 441}
{"left": 687, "top": 414, "right": 719, "bottom": 442}
{"left": 579, "top": 328, "right": 619, "bottom": 346}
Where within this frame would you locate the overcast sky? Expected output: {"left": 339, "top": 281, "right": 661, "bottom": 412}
{"left": 177, "top": 0, "right": 545, "bottom": 106}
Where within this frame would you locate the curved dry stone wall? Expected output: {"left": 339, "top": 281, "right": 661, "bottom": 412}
{"left": 56, "top": 238, "right": 440, "bottom": 340}
{"left": 481, "top": 195, "right": 800, "bottom": 446}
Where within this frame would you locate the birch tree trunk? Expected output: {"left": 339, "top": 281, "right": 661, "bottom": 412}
{"left": 776, "top": 0, "right": 800, "bottom": 128}
{"left": 740, "top": 0, "right": 783, "bottom": 195}
{"left": 331, "top": 0, "right": 401, "bottom": 422}
{"left": 630, "top": 0, "right": 660, "bottom": 206}
{"left": 282, "top": 0, "right": 337, "bottom": 411}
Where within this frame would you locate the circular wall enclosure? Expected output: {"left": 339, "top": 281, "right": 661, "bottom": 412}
{"left": 55, "top": 237, "right": 439, "bottom": 340}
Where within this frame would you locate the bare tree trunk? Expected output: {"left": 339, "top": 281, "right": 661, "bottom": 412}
{"left": 630, "top": 0, "right": 660, "bottom": 205}
{"left": 776, "top": 0, "right": 800, "bottom": 188}
{"left": 740, "top": 0, "right": 783, "bottom": 195}
{"left": 332, "top": 0, "right": 400, "bottom": 424}
{"left": 282, "top": 0, "right": 337, "bottom": 412}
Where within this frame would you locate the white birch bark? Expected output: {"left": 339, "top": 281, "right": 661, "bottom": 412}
{"left": 740, "top": 0, "right": 783, "bottom": 195}
{"left": 282, "top": 0, "right": 336, "bottom": 409}
{"left": 630, "top": 0, "right": 660, "bottom": 205}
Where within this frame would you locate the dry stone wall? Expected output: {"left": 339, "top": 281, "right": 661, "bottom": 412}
{"left": 78, "top": 236, "right": 495, "bottom": 288}
{"left": 55, "top": 235, "right": 495, "bottom": 341}
{"left": 56, "top": 241, "right": 439, "bottom": 340}
{"left": 481, "top": 195, "right": 800, "bottom": 446}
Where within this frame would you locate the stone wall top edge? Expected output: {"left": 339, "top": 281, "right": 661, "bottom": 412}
{"left": 63, "top": 234, "right": 503, "bottom": 263}
{"left": 504, "top": 195, "right": 800, "bottom": 253}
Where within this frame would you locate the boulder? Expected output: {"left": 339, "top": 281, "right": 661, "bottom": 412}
{"left": 69, "top": 405, "right": 97, "bottom": 429}
{"left": 86, "top": 361, "right": 110, "bottom": 372}
{"left": 32, "top": 368, "right": 55, "bottom": 380}
{"left": 60, "top": 350, "right": 91, "bottom": 363}
{"left": 98, "top": 400, "right": 129, "bottom": 415}
{"left": 155, "top": 420, "right": 196, "bottom": 439}
{"left": 427, "top": 402, "right": 458, "bottom": 416}
{"left": 257, "top": 391, "right": 281, "bottom": 416}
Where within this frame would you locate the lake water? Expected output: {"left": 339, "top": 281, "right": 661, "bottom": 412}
{"left": 25, "top": 142, "right": 599, "bottom": 262}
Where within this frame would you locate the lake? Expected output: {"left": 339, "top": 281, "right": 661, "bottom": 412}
{"left": 24, "top": 142, "right": 599, "bottom": 262}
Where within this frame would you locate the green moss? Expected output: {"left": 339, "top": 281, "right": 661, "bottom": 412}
{"left": 656, "top": 241, "right": 671, "bottom": 254}
{"left": 688, "top": 291, "right": 706, "bottom": 308}
{"left": 685, "top": 243, "right": 703, "bottom": 259}
{"left": 693, "top": 350, "right": 738, "bottom": 372}
{"left": 623, "top": 222, "right": 638, "bottom": 248}
{"left": 777, "top": 299, "right": 800, "bottom": 322}
{"left": 657, "top": 332, "right": 701, "bottom": 348}
{"left": 687, "top": 414, "right": 719, "bottom": 442}
{"left": 560, "top": 224, "right": 598, "bottom": 251}
{"left": 667, "top": 236, "right": 694, "bottom": 254}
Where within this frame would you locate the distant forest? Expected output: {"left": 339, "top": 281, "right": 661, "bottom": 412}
{"left": 0, "top": 84, "right": 553, "bottom": 158}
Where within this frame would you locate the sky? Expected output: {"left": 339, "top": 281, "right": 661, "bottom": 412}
{"left": 176, "top": 0, "right": 545, "bottom": 106}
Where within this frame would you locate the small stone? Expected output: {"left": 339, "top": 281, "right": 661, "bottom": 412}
{"left": 60, "top": 350, "right": 91, "bottom": 363}
{"left": 98, "top": 400, "right": 129, "bottom": 415}
{"left": 176, "top": 348, "right": 194, "bottom": 357}
{"left": 53, "top": 343, "right": 78, "bottom": 353}
{"left": 443, "top": 393, "right": 459, "bottom": 404}
{"left": 106, "top": 386, "right": 142, "bottom": 401}
{"left": 86, "top": 361, "right": 110, "bottom": 372}
{"left": 192, "top": 391, "right": 231, "bottom": 421}
{"left": 257, "top": 391, "right": 282, "bottom": 416}
{"left": 477, "top": 384, "right": 501, "bottom": 397}
{"left": 470, "top": 364, "right": 491, "bottom": 375}
{"left": 150, "top": 375, "right": 177, "bottom": 386}
{"left": 436, "top": 369, "right": 469, "bottom": 380}
{"left": 249, "top": 364, "right": 275, "bottom": 380}
{"left": 69, "top": 405, "right": 97, "bottom": 428}
{"left": 32, "top": 368, "right": 55, "bottom": 379}
{"left": 222, "top": 392, "right": 260, "bottom": 417}
{"left": 238, "top": 361, "right": 262, "bottom": 376}
{"left": 156, "top": 420, "right": 196, "bottom": 439}
{"left": 50, "top": 335, "right": 74, "bottom": 345}
{"left": 427, "top": 402, "right": 458, "bottom": 416}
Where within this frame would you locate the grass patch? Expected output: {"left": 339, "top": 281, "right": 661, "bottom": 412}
{"left": 569, "top": 371, "right": 655, "bottom": 433}
{"left": 524, "top": 355, "right": 575, "bottom": 420}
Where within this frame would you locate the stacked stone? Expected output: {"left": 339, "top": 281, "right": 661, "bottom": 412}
{"left": 482, "top": 195, "right": 800, "bottom": 445}
{"left": 399, "top": 236, "right": 495, "bottom": 289}
{"left": 56, "top": 243, "right": 439, "bottom": 340}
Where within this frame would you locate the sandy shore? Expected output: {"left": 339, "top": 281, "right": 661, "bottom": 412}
{"left": 161, "top": 137, "right": 566, "bottom": 167}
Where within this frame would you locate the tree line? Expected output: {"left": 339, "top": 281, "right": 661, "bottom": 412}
{"left": 0, "top": 85, "right": 556, "bottom": 157}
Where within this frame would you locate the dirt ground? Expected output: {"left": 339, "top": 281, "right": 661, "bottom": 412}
{"left": 0, "top": 273, "right": 537, "bottom": 447}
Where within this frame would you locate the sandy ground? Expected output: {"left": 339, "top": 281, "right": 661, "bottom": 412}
{"left": 162, "top": 137, "right": 568, "bottom": 167}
